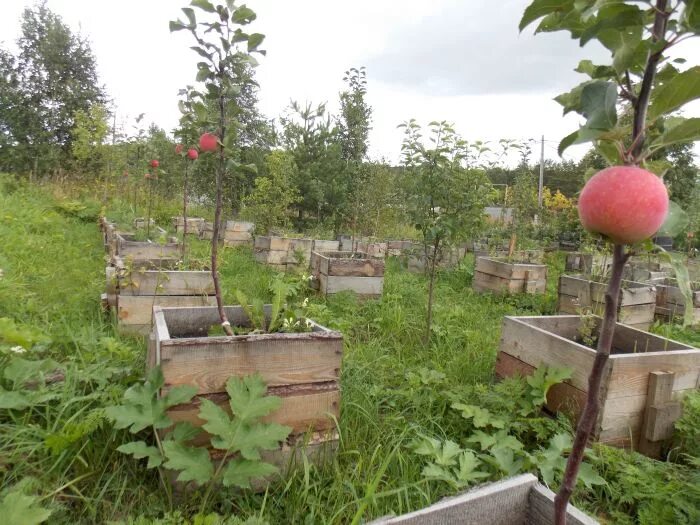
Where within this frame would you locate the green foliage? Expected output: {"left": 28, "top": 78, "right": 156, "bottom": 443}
{"left": 0, "top": 490, "right": 51, "bottom": 525}
{"left": 241, "top": 151, "right": 301, "bottom": 234}
{"left": 521, "top": 0, "right": 700, "bottom": 163}
{"left": 108, "top": 370, "right": 291, "bottom": 491}
{"left": 674, "top": 389, "right": 700, "bottom": 459}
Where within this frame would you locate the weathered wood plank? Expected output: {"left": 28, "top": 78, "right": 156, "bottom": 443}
{"left": 475, "top": 257, "right": 547, "bottom": 281}
{"left": 166, "top": 383, "right": 340, "bottom": 446}
{"left": 117, "top": 295, "right": 217, "bottom": 327}
{"left": 118, "top": 270, "right": 215, "bottom": 296}
{"left": 312, "top": 240, "right": 341, "bottom": 252}
{"left": 528, "top": 484, "right": 600, "bottom": 525}
{"left": 319, "top": 274, "right": 384, "bottom": 296}
{"left": 473, "top": 271, "right": 546, "bottom": 295}
{"left": 159, "top": 335, "right": 343, "bottom": 394}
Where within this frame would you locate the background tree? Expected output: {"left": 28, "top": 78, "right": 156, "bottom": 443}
{"left": 400, "top": 120, "right": 492, "bottom": 343}
{"left": 242, "top": 150, "right": 301, "bottom": 234}
{"left": 338, "top": 66, "right": 372, "bottom": 242}
{"left": 0, "top": 1, "right": 105, "bottom": 178}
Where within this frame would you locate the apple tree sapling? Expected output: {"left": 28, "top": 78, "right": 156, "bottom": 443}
{"left": 144, "top": 161, "right": 159, "bottom": 239}
{"left": 521, "top": 1, "right": 700, "bottom": 522}
{"left": 171, "top": 1, "right": 265, "bottom": 335}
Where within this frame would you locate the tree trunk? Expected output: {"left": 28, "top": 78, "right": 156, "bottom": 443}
{"left": 182, "top": 160, "right": 189, "bottom": 261}
{"left": 425, "top": 239, "right": 440, "bottom": 344}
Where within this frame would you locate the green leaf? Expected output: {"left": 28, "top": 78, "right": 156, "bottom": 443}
{"left": 190, "top": 46, "right": 213, "bottom": 61}
{"left": 247, "top": 33, "right": 265, "bottom": 52}
{"left": 579, "top": 4, "right": 644, "bottom": 46}
{"left": 4, "top": 357, "right": 61, "bottom": 386}
{"left": 657, "top": 249, "right": 695, "bottom": 327}
{"left": 105, "top": 367, "right": 171, "bottom": 433}
{"left": 451, "top": 403, "right": 506, "bottom": 429}
{"left": 0, "top": 491, "right": 51, "bottom": 525}
{"left": 162, "top": 385, "right": 197, "bottom": 408}
{"left": 651, "top": 117, "right": 700, "bottom": 151}
{"left": 519, "top": 0, "right": 573, "bottom": 32}
{"left": 232, "top": 5, "right": 257, "bottom": 25}
{"left": 227, "top": 375, "right": 282, "bottom": 422}
{"left": 235, "top": 421, "right": 291, "bottom": 460}
{"left": 221, "top": 457, "right": 278, "bottom": 488}
{"left": 488, "top": 447, "right": 525, "bottom": 476}
{"left": 595, "top": 140, "right": 622, "bottom": 165}
{"left": 649, "top": 66, "right": 700, "bottom": 120}
{"left": 199, "top": 398, "right": 239, "bottom": 450}
{"left": 169, "top": 421, "right": 202, "bottom": 443}
{"left": 681, "top": 0, "right": 700, "bottom": 33}
{"left": 657, "top": 200, "right": 690, "bottom": 238}
{"left": 580, "top": 81, "right": 617, "bottom": 130}
{"left": 191, "top": 0, "right": 216, "bottom": 13}
{"left": 181, "top": 7, "right": 196, "bottom": 28}
{"left": 454, "top": 450, "right": 490, "bottom": 484}
{"left": 162, "top": 440, "right": 214, "bottom": 485}
{"left": 117, "top": 441, "right": 163, "bottom": 468}
{"left": 169, "top": 20, "right": 187, "bottom": 32}
{"left": 0, "top": 388, "right": 30, "bottom": 410}
{"left": 577, "top": 462, "right": 606, "bottom": 489}
{"left": 526, "top": 366, "right": 573, "bottom": 407}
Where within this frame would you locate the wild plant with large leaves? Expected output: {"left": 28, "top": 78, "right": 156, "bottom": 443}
{"left": 106, "top": 368, "right": 291, "bottom": 508}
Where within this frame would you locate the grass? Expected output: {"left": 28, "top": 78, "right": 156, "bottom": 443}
{"left": 1, "top": 175, "right": 699, "bottom": 524}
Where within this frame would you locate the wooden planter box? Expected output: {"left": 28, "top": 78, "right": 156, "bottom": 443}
{"left": 655, "top": 278, "right": 700, "bottom": 326}
{"left": 386, "top": 240, "right": 414, "bottom": 257}
{"left": 148, "top": 305, "right": 342, "bottom": 478}
{"left": 473, "top": 257, "right": 547, "bottom": 295}
{"left": 112, "top": 265, "right": 217, "bottom": 335}
{"left": 199, "top": 220, "right": 254, "bottom": 246}
{"left": 312, "top": 239, "right": 341, "bottom": 253}
{"left": 564, "top": 253, "right": 611, "bottom": 275}
{"left": 405, "top": 243, "right": 469, "bottom": 273}
{"left": 310, "top": 251, "right": 384, "bottom": 297}
{"left": 496, "top": 315, "right": 700, "bottom": 453}
{"left": 172, "top": 216, "right": 205, "bottom": 235}
{"left": 369, "top": 473, "right": 597, "bottom": 524}
{"left": 558, "top": 275, "right": 656, "bottom": 330}
{"left": 113, "top": 233, "right": 182, "bottom": 266}
{"left": 623, "top": 257, "right": 672, "bottom": 283}
{"left": 336, "top": 236, "right": 387, "bottom": 258}
{"left": 133, "top": 217, "right": 158, "bottom": 230}
{"left": 254, "top": 236, "right": 313, "bottom": 270}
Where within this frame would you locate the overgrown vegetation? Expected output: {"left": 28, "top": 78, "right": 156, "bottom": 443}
{"left": 1, "top": 177, "right": 699, "bottom": 524}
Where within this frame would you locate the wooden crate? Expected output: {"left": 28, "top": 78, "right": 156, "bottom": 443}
{"left": 386, "top": 240, "right": 414, "bottom": 257}
{"left": 655, "top": 278, "right": 700, "bottom": 326}
{"left": 496, "top": 315, "right": 700, "bottom": 453}
{"left": 405, "top": 243, "right": 469, "bottom": 273}
{"left": 623, "top": 258, "right": 672, "bottom": 283}
{"left": 149, "top": 305, "right": 342, "bottom": 479}
{"left": 557, "top": 274, "right": 656, "bottom": 330}
{"left": 473, "top": 257, "right": 547, "bottom": 295}
{"left": 312, "top": 239, "right": 341, "bottom": 252}
{"left": 254, "top": 236, "right": 313, "bottom": 270}
{"left": 199, "top": 220, "right": 254, "bottom": 246}
{"left": 110, "top": 261, "right": 216, "bottom": 335}
{"left": 564, "top": 253, "right": 611, "bottom": 275}
{"left": 354, "top": 241, "right": 387, "bottom": 258}
{"left": 113, "top": 233, "right": 181, "bottom": 265}
{"left": 310, "top": 251, "right": 384, "bottom": 297}
{"left": 369, "top": 473, "right": 597, "bottom": 525}
{"left": 172, "top": 216, "right": 205, "bottom": 235}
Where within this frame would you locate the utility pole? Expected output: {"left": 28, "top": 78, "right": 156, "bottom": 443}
{"left": 538, "top": 134, "right": 545, "bottom": 207}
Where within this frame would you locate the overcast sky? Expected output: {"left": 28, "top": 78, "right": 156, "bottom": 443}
{"left": 2, "top": 0, "right": 700, "bottom": 165}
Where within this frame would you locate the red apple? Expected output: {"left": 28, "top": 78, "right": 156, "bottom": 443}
{"left": 175, "top": 144, "right": 184, "bottom": 154}
{"left": 150, "top": 159, "right": 159, "bottom": 168}
{"left": 578, "top": 166, "right": 669, "bottom": 244}
{"left": 187, "top": 148, "right": 199, "bottom": 160}
{"left": 199, "top": 133, "right": 218, "bottom": 152}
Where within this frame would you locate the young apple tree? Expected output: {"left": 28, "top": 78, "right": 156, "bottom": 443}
{"left": 521, "top": 1, "right": 700, "bottom": 522}
{"left": 170, "top": 0, "right": 265, "bottom": 335}
{"left": 399, "top": 120, "right": 491, "bottom": 343}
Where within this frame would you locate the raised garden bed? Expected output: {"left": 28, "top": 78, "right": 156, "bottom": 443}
{"left": 386, "top": 240, "right": 414, "bottom": 257}
{"left": 369, "top": 473, "right": 597, "bottom": 524}
{"left": 312, "top": 239, "right": 341, "bottom": 253}
{"left": 404, "top": 243, "right": 469, "bottom": 273}
{"left": 473, "top": 256, "right": 547, "bottom": 295}
{"left": 623, "top": 257, "right": 672, "bottom": 283}
{"left": 564, "top": 253, "right": 611, "bottom": 275}
{"left": 111, "top": 232, "right": 181, "bottom": 267}
{"left": 496, "top": 315, "right": 700, "bottom": 454}
{"left": 148, "top": 305, "right": 342, "bottom": 477}
{"left": 254, "top": 236, "right": 313, "bottom": 270}
{"left": 655, "top": 278, "right": 700, "bottom": 326}
{"left": 172, "top": 216, "right": 205, "bottom": 235}
{"left": 199, "top": 220, "right": 254, "bottom": 247}
{"left": 337, "top": 236, "right": 387, "bottom": 258}
{"left": 110, "top": 262, "right": 216, "bottom": 335}
{"left": 310, "top": 251, "right": 384, "bottom": 298}
{"left": 557, "top": 274, "right": 656, "bottom": 330}
{"left": 133, "top": 217, "right": 156, "bottom": 230}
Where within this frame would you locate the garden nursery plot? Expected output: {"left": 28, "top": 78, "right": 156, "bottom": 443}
{"left": 0, "top": 179, "right": 699, "bottom": 525}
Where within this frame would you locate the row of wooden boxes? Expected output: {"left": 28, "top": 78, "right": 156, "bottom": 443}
{"left": 172, "top": 217, "right": 255, "bottom": 248}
